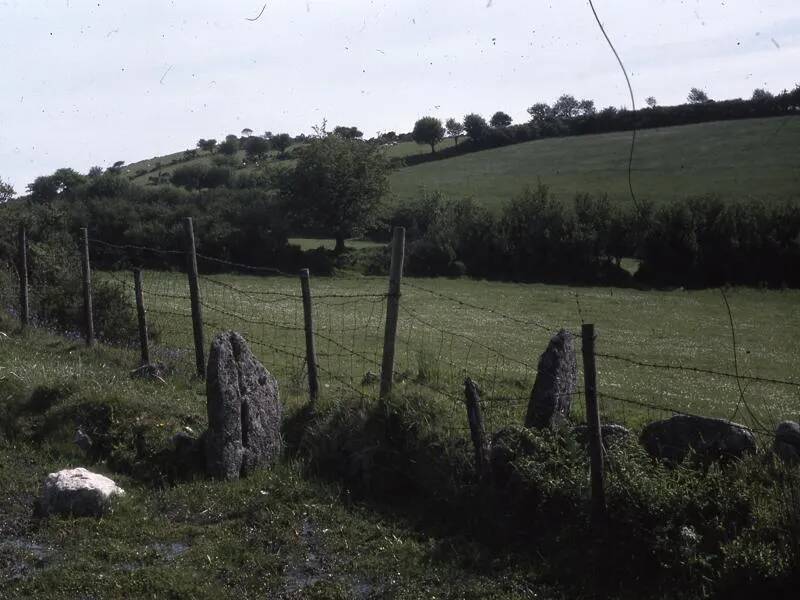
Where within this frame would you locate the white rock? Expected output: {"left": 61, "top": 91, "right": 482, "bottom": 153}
{"left": 40, "top": 467, "right": 125, "bottom": 517}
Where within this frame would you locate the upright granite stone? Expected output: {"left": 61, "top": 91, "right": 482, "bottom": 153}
{"left": 774, "top": 421, "right": 800, "bottom": 464}
{"left": 524, "top": 329, "right": 577, "bottom": 429}
{"left": 640, "top": 414, "right": 756, "bottom": 464}
{"left": 205, "top": 332, "right": 282, "bottom": 479}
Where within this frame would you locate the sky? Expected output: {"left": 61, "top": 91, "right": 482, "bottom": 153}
{"left": 1, "top": 0, "right": 798, "bottom": 193}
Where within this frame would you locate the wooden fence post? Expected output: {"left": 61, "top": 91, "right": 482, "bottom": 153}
{"left": 18, "top": 224, "right": 29, "bottom": 328}
{"left": 379, "top": 226, "right": 405, "bottom": 400}
{"left": 581, "top": 323, "right": 606, "bottom": 527}
{"left": 133, "top": 269, "right": 150, "bottom": 366}
{"left": 183, "top": 217, "right": 206, "bottom": 379}
{"left": 464, "top": 377, "right": 489, "bottom": 478}
{"left": 299, "top": 268, "right": 320, "bottom": 405}
{"left": 80, "top": 227, "right": 95, "bottom": 346}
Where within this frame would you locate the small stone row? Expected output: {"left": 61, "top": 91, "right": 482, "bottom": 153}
{"left": 523, "top": 329, "right": 799, "bottom": 465}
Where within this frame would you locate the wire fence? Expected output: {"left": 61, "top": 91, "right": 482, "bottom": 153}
{"left": 4, "top": 226, "right": 799, "bottom": 447}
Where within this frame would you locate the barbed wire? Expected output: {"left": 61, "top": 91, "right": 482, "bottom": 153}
{"left": 595, "top": 352, "right": 800, "bottom": 389}
{"left": 89, "top": 238, "right": 184, "bottom": 256}
{"left": 403, "top": 280, "right": 560, "bottom": 334}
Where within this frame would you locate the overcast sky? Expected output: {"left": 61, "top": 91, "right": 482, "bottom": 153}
{"left": 1, "top": 0, "right": 798, "bottom": 192}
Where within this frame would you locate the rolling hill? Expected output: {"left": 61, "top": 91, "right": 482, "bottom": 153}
{"left": 389, "top": 116, "right": 800, "bottom": 208}
{"left": 122, "top": 116, "right": 800, "bottom": 208}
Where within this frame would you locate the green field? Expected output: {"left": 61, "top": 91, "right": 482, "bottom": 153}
{"left": 389, "top": 117, "right": 800, "bottom": 208}
{"left": 288, "top": 238, "right": 383, "bottom": 251}
{"left": 112, "top": 270, "right": 800, "bottom": 434}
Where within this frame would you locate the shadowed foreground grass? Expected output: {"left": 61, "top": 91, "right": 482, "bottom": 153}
{"left": 0, "top": 319, "right": 554, "bottom": 599}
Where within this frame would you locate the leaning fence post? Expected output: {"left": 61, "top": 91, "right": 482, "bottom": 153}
{"left": 18, "top": 224, "right": 29, "bottom": 328}
{"left": 133, "top": 269, "right": 150, "bottom": 366}
{"left": 464, "top": 377, "right": 489, "bottom": 478}
{"left": 183, "top": 217, "right": 206, "bottom": 379}
{"left": 299, "top": 268, "right": 320, "bottom": 405}
{"left": 80, "top": 227, "right": 95, "bottom": 346}
{"left": 379, "top": 226, "right": 405, "bottom": 400}
{"left": 581, "top": 323, "right": 606, "bottom": 527}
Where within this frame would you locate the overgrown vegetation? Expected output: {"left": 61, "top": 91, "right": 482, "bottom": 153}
{"left": 381, "top": 185, "right": 800, "bottom": 287}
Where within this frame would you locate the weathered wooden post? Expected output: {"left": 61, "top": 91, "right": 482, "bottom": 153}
{"left": 299, "top": 268, "right": 320, "bottom": 404}
{"left": 183, "top": 217, "right": 206, "bottom": 378}
{"left": 464, "top": 377, "right": 489, "bottom": 478}
{"left": 581, "top": 323, "right": 606, "bottom": 527}
{"left": 80, "top": 227, "right": 95, "bottom": 346}
{"left": 133, "top": 269, "right": 150, "bottom": 366}
{"left": 18, "top": 224, "right": 29, "bottom": 328}
{"left": 379, "top": 226, "right": 405, "bottom": 400}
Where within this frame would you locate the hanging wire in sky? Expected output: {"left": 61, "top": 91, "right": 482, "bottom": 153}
{"left": 587, "top": 0, "right": 641, "bottom": 214}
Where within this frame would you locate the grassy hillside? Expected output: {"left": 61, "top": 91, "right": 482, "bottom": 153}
{"left": 389, "top": 117, "right": 800, "bottom": 208}
{"left": 120, "top": 117, "right": 799, "bottom": 209}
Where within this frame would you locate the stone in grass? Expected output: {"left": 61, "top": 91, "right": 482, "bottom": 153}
{"left": 572, "top": 423, "right": 631, "bottom": 447}
{"left": 205, "top": 331, "right": 283, "bottom": 480}
{"left": 640, "top": 415, "right": 756, "bottom": 465}
{"left": 39, "top": 468, "right": 125, "bottom": 517}
{"left": 524, "top": 329, "right": 577, "bottom": 429}
{"left": 774, "top": 421, "right": 800, "bottom": 465}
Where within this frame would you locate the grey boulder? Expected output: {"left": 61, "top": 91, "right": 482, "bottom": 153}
{"left": 39, "top": 468, "right": 125, "bottom": 517}
{"left": 774, "top": 421, "right": 800, "bottom": 464}
{"left": 573, "top": 423, "right": 631, "bottom": 447}
{"left": 640, "top": 414, "right": 756, "bottom": 464}
{"left": 525, "top": 329, "right": 577, "bottom": 429}
{"left": 205, "top": 331, "right": 282, "bottom": 480}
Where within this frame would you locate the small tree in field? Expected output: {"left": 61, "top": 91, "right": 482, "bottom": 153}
{"left": 276, "top": 134, "right": 390, "bottom": 253}
{"left": 645, "top": 96, "right": 658, "bottom": 108}
{"left": 412, "top": 116, "right": 445, "bottom": 153}
{"left": 445, "top": 118, "right": 465, "bottom": 145}
{"left": 490, "top": 111, "right": 512, "bottom": 128}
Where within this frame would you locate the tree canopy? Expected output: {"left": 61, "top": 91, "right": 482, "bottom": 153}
{"left": 490, "top": 111, "right": 513, "bottom": 128}
{"left": 445, "top": 118, "right": 465, "bottom": 145}
{"left": 687, "top": 87, "right": 711, "bottom": 104}
{"left": 0, "top": 177, "right": 14, "bottom": 202}
{"left": 463, "top": 113, "right": 489, "bottom": 141}
{"left": 218, "top": 134, "right": 240, "bottom": 156}
{"left": 244, "top": 136, "right": 271, "bottom": 160}
{"left": 412, "top": 116, "right": 445, "bottom": 153}
{"left": 271, "top": 133, "right": 292, "bottom": 155}
{"left": 333, "top": 126, "right": 364, "bottom": 140}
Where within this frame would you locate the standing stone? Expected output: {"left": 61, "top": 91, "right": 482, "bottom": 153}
{"left": 640, "top": 414, "right": 756, "bottom": 464}
{"left": 524, "top": 329, "right": 577, "bottom": 429}
{"left": 774, "top": 421, "right": 800, "bottom": 464}
{"left": 39, "top": 468, "right": 125, "bottom": 517}
{"left": 205, "top": 332, "right": 282, "bottom": 480}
